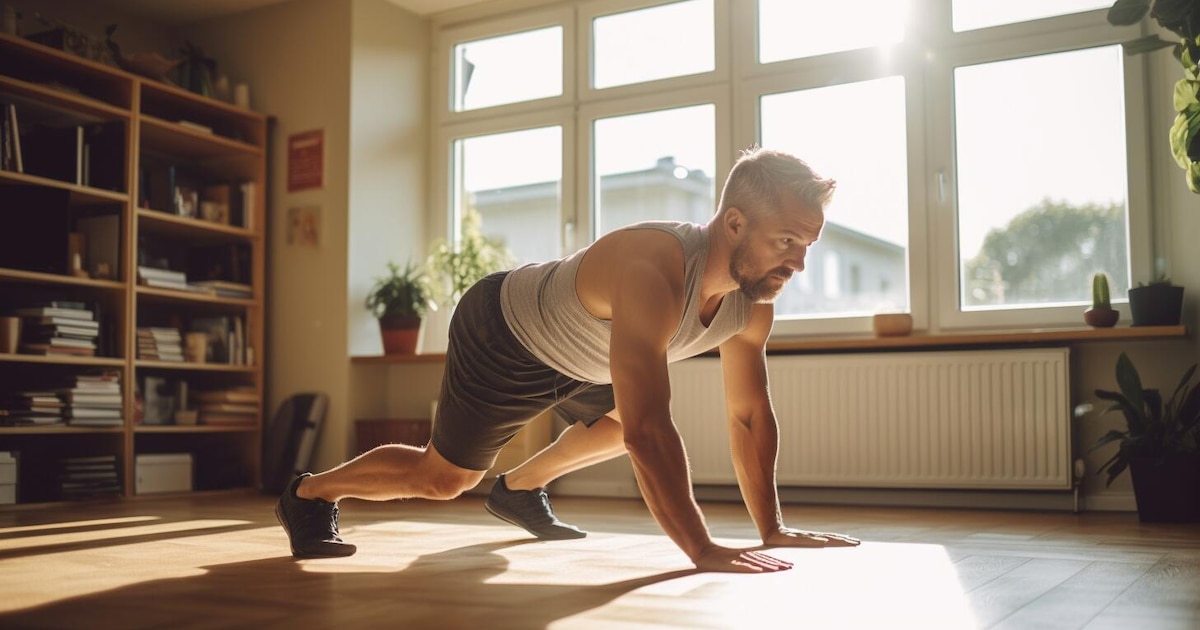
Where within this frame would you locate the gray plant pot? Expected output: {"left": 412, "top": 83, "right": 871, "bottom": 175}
{"left": 1128, "top": 284, "right": 1183, "bottom": 326}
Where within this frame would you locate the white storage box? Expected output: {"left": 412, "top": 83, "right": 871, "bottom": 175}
{"left": 0, "top": 451, "right": 15, "bottom": 505}
{"left": 135, "top": 453, "right": 193, "bottom": 494}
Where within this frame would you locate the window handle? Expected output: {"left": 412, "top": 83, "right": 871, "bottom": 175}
{"left": 936, "top": 170, "right": 947, "bottom": 205}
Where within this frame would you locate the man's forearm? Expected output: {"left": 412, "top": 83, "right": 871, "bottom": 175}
{"left": 728, "top": 414, "right": 784, "bottom": 539}
{"left": 625, "top": 423, "right": 714, "bottom": 561}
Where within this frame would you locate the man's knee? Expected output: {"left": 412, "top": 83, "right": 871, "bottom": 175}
{"left": 424, "top": 473, "right": 476, "bottom": 500}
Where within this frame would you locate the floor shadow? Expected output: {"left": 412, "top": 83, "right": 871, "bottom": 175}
{"left": 0, "top": 537, "right": 699, "bottom": 629}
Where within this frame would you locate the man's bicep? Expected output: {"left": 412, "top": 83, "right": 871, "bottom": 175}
{"left": 609, "top": 262, "right": 684, "bottom": 427}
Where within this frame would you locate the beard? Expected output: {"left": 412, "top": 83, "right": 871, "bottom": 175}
{"left": 729, "top": 239, "right": 792, "bottom": 303}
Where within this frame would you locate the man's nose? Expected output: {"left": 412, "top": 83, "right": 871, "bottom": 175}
{"left": 785, "top": 247, "right": 807, "bottom": 272}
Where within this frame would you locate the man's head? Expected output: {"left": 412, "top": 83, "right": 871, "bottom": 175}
{"left": 716, "top": 148, "right": 836, "bottom": 303}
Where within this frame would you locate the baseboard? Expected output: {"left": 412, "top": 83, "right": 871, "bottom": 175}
{"left": 1079, "top": 491, "right": 1137, "bottom": 512}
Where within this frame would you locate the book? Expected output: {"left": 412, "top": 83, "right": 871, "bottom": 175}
{"left": 6, "top": 103, "right": 22, "bottom": 173}
{"left": 13, "top": 306, "right": 93, "bottom": 320}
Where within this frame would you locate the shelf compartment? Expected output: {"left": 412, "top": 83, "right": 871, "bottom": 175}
{"left": 140, "top": 80, "right": 266, "bottom": 149}
{"left": 0, "top": 353, "right": 125, "bottom": 367}
{"left": 140, "top": 116, "right": 262, "bottom": 159}
{"left": 134, "top": 360, "right": 256, "bottom": 373}
{"left": 0, "top": 266, "right": 125, "bottom": 290}
{"left": 0, "top": 170, "right": 129, "bottom": 205}
{"left": 135, "top": 425, "right": 257, "bottom": 434}
{"left": 135, "top": 285, "right": 255, "bottom": 306}
{"left": 136, "top": 209, "right": 258, "bottom": 242}
{"left": 0, "top": 33, "right": 134, "bottom": 109}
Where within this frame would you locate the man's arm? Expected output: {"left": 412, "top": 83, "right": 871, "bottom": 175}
{"left": 719, "top": 304, "right": 860, "bottom": 548}
{"left": 609, "top": 256, "right": 790, "bottom": 573}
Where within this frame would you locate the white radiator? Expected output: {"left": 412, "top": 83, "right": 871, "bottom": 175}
{"left": 669, "top": 348, "right": 1071, "bottom": 490}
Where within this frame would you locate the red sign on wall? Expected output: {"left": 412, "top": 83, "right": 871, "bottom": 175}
{"left": 287, "top": 129, "right": 324, "bottom": 192}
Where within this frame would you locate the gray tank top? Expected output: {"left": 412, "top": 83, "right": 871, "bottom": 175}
{"left": 500, "top": 221, "right": 754, "bottom": 384}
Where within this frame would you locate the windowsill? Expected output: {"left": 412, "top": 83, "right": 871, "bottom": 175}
{"left": 350, "top": 324, "right": 1188, "bottom": 364}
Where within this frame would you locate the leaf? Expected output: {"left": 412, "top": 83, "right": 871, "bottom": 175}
{"left": 1175, "top": 78, "right": 1200, "bottom": 112}
{"left": 1152, "top": 0, "right": 1193, "bottom": 25}
{"left": 1107, "top": 0, "right": 1152, "bottom": 25}
{"left": 1189, "top": 160, "right": 1200, "bottom": 193}
{"left": 1169, "top": 363, "right": 1197, "bottom": 407}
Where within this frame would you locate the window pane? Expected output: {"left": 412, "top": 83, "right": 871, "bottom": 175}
{"left": 758, "top": 0, "right": 907, "bottom": 64}
{"left": 952, "top": 0, "right": 1110, "bottom": 32}
{"left": 761, "top": 77, "right": 910, "bottom": 318}
{"left": 455, "top": 127, "right": 562, "bottom": 264}
{"left": 453, "top": 27, "right": 562, "bottom": 112}
{"left": 954, "top": 46, "right": 1129, "bottom": 310}
{"left": 593, "top": 0, "right": 714, "bottom": 89}
{"left": 593, "top": 105, "right": 715, "bottom": 236}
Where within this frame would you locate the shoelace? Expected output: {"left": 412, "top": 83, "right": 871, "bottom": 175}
{"left": 295, "top": 501, "right": 342, "bottom": 542}
{"left": 511, "top": 487, "right": 557, "bottom": 527}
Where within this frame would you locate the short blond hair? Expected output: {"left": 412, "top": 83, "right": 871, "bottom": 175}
{"left": 717, "top": 147, "right": 836, "bottom": 219}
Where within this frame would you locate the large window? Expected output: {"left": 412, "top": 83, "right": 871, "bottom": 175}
{"left": 434, "top": 1, "right": 1149, "bottom": 336}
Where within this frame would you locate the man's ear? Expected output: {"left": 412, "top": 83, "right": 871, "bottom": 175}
{"left": 724, "top": 207, "right": 747, "bottom": 237}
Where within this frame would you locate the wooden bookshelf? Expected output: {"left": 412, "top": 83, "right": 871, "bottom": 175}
{"left": 0, "top": 33, "right": 267, "bottom": 506}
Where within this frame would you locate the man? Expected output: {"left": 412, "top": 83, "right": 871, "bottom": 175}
{"left": 276, "top": 148, "right": 860, "bottom": 573}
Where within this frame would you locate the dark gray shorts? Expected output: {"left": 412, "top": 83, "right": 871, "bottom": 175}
{"left": 431, "top": 271, "right": 615, "bottom": 471}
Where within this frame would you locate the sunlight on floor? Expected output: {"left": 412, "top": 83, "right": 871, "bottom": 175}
{"left": 555, "top": 541, "right": 979, "bottom": 629}
{"left": 0, "top": 515, "right": 161, "bottom": 535}
{"left": 0, "top": 518, "right": 252, "bottom": 553}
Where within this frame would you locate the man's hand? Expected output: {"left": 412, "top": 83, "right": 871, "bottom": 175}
{"left": 693, "top": 543, "right": 794, "bottom": 573}
{"left": 763, "top": 527, "right": 861, "bottom": 548}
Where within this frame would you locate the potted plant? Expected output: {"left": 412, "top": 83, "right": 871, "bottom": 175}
{"left": 1127, "top": 275, "right": 1185, "bottom": 326}
{"left": 1091, "top": 352, "right": 1200, "bottom": 522}
{"left": 426, "top": 208, "right": 515, "bottom": 309}
{"left": 1084, "top": 272, "right": 1120, "bottom": 327}
{"left": 1107, "top": 0, "right": 1200, "bottom": 192}
{"left": 365, "top": 260, "right": 431, "bottom": 355}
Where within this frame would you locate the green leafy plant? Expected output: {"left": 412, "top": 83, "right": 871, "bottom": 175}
{"left": 1108, "top": 0, "right": 1200, "bottom": 192}
{"left": 1092, "top": 272, "right": 1113, "bottom": 310}
{"left": 1136, "top": 273, "right": 1175, "bottom": 287}
{"left": 426, "top": 208, "right": 515, "bottom": 307}
{"left": 365, "top": 260, "right": 431, "bottom": 320}
{"left": 1091, "top": 352, "right": 1200, "bottom": 486}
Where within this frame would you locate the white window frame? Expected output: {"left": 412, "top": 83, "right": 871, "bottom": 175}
{"left": 577, "top": 0, "right": 732, "bottom": 103}
{"left": 432, "top": 6, "right": 576, "bottom": 125}
{"left": 925, "top": 20, "right": 1153, "bottom": 330}
{"left": 430, "top": 0, "right": 1157, "bottom": 339}
{"left": 735, "top": 61, "right": 931, "bottom": 338}
{"left": 576, "top": 85, "right": 733, "bottom": 248}
{"left": 431, "top": 108, "right": 577, "bottom": 257}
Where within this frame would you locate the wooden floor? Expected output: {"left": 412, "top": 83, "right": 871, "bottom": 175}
{"left": 0, "top": 492, "right": 1197, "bottom": 629}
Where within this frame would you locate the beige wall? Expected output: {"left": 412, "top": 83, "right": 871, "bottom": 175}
{"left": 183, "top": 0, "right": 430, "bottom": 471}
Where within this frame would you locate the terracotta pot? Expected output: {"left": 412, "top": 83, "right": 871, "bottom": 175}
{"left": 378, "top": 315, "right": 421, "bottom": 355}
{"left": 1083, "top": 307, "right": 1119, "bottom": 328}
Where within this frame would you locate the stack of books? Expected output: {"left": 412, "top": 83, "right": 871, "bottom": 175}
{"left": 196, "top": 386, "right": 258, "bottom": 426}
{"left": 137, "top": 265, "right": 188, "bottom": 291}
{"left": 190, "top": 280, "right": 253, "bottom": 299}
{"left": 59, "top": 454, "right": 121, "bottom": 499}
{"left": 136, "top": 327, "right": 183, "bottom": 362}
{"left": 14, "top": 302, "right": 98, "bottom": 356}
{"left": 61, "top": 370, "right": 122, "bottom": 427}
{"left": 0, "top": 390, "right": 64, "bottom": 426}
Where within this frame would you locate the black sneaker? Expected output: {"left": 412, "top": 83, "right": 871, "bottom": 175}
{"left": 274, "top": 473, "right": 357, "bottom": 558}
{"left": 484, "top": 474, "right": 586, "bottom": 540}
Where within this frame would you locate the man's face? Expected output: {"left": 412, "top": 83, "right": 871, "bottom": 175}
{"left": 728, "top": 203, "right": 824, "bottom": 303}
